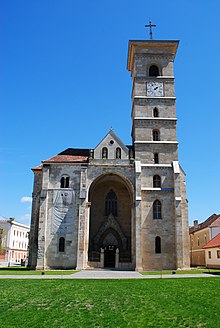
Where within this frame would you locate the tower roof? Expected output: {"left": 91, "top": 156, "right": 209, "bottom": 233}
{"left": 127, "top": 40, "right": 179, "bottom": 71}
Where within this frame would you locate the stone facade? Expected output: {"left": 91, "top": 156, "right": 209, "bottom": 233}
{"left": 28, "top": 39, "right": 190, "bottom": 271}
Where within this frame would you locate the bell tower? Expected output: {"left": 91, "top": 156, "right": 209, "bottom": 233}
{"left": 127, "top": 40, "right": 179, "bottom": 164}
{"left": 127, "top": 38, "right": 190, "bottom": 270}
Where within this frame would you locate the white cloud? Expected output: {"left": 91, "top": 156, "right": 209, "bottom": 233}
{"left": 19, "top": 213, "right": 31, "bottom": 226}
{"left": 21, "top": 196, "right": 32, "bottom": 203}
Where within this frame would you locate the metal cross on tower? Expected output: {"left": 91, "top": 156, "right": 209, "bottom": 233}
{"left": 145, "top": 20, "right": 156, "bottom": 40}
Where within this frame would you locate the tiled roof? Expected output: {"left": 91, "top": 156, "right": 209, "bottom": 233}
{"left": 43, "top": 154, "right": 88, "bottom": 163}
{"left": 43, "top": 148, "right": 90, "bottom": 163}
{"left": 32, "top": 165, "right": 43, "bottom": 171}
{"left": 203, "top": 233, "right": 220, "bottom": 249}
{"left": 32, "top": 149, "right": 90, "bottom": 170}
{"left": 189, "top": 214, "right": 220, "bottom": 234}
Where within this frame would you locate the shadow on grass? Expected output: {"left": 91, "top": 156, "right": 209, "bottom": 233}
{"left": 204, "top": 271, "right": 220, "bottom": 275}
{"left": 0, "top": 267, "right": 31, "bottom": 271}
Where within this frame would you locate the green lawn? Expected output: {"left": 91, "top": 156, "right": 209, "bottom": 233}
{"left": 0, "top": 279, "right": 219, "bottom": 327}
{"left": 0, "top": 267, "right": 78, "bottom": 275}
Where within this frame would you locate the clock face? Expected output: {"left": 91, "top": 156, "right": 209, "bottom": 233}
{"left": 147, "top": 82, "right": 163, "bottom": 97}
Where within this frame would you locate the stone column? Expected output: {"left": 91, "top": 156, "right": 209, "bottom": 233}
{"left": 100, "top": 248, "right": 104, "bottom": 268}
{"left": 76, "top": 167, "right": 88, "bottom": 270}
{"left": 115, "top": 248, "right": 119, "bottom": 269}
{"left": 173, "top": 161, "right": 190, "bottom": 269}
{"left": 36, "top": 165, "right": 50, "bottom": 270}
{"left": 135, "top": 161, "right": 143, "bottom": 271}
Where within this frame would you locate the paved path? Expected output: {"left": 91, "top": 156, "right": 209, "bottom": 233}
{"left": 0, "top": 270, "right": 219, "bottom": 279}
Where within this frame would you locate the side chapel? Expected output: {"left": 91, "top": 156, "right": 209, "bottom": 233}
{"left": 28, "top": 34, "right": 190, "bottom": 271}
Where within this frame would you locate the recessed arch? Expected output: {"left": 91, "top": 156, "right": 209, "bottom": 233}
{"left": 88, "top": 172, "right": 134, "bottom": 203}
{"left": 88, "top": 172, "right": 134, "bottom": 267}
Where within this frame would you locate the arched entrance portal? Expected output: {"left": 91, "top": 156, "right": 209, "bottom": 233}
{"left": 88, "top": 173, "right": 133, "bottom": 269}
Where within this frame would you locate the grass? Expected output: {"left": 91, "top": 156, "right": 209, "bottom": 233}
{"left": 141, "top": 268, "right": 220, "bottom": 275}
{"left": 0, "top": 267, "right": 78, "bottom": 275}
{"left": 0, "top": 278, "right": 219, "bottom": 327}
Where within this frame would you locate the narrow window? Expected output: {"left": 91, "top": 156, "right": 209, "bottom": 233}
{"left": 153, "top": 130, "right": 160, "bottom": 141}
{"left": 154, "top": 153, "right": 159, "bottom": 164}
{"left": 65, "top": 177, "right": 69, "bottom": 188}
{"left": 59, "top": 237, "right": 65, "bottom": 252}
{"left": 155, "top": 236, "right": 161, "bottom": 253}
{"left": 204, "top": 233, "right": 207, "bottom": 244}
{"left": 208, "top": 251, "right": 211, "bottom": 259}
{"left": 217, "top": 250, "right": 220, "bottom": 259}
{"left": 116, "top": 147, "right": 121, "bottom": 159}
{"left": 105, "top": 190, "right": 117, "bottom": 216}
{"left": 60, "top": 176, "right": 70, "bottom": 188}
{"left": 153, "top": 200, "right": 162, "bottom": 219}
{"left": 149, "top": 65, "right": 159, "bottom": 77}
{"left": 61, "top": 177, "right": 65, "bottom": 188}
{"left": 153, "top": 175, "right": 161, "bottom": 188}
{"left": 197, "top": 237, "right": 200, "bottom": 246}
{"left": 153, "top": 107, "right": 159, "bottom": 117}
{"left": 102, "top": 147, "right": 108, "bottom": 159}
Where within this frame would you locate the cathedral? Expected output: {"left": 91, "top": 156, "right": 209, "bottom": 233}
{"left": 28, "top": 36, "right": 190, "bottom": 271}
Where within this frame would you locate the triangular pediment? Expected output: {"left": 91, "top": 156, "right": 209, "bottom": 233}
{"left": 94, "top": 129, "right": 129, "bottom": 160}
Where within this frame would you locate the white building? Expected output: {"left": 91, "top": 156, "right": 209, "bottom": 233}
{"left": 0, "top": 217, "right": 30, "bottom": 266}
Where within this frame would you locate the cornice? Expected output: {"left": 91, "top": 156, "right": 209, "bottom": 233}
{"left": 133, "top": 98, "right": 176, "bottom": 105}
{"left": 141, "top": 187, "right": 174, "bottom": 192}
{"left": 141, "top": 164, "right": 172, "bottom": 168}
{"left": 134, "top": 120, "right": 176, "bottom": 128}
{"left": 134, "top": 75, "right": 175, "bottom": 80}
{"left": 134, "top": 96, "right": 176, "bottom": 100}
{"left": 134, "top": 141, "right": 178, "bottom": 144}
{"left": 134, "top": 117, "right": 177, "bottom": 121}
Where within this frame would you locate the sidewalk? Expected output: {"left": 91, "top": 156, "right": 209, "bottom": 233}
{"left": 0, "top": 270, "right": 219, "bottom": 279}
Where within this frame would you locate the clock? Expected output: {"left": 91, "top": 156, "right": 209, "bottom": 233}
{"left": 147, "top": 82, "right": 163, "bottom": 97}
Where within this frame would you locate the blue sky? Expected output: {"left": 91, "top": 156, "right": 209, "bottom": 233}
{"left": 1, "top": 0, "right": 219, "bottom": 226}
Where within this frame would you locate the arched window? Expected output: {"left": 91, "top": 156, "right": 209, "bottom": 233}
{"left": 153, "top": 107, "right": 159, "bottom": 117}
{"left": 116, "top": 147, "right": 121, "bottom": 159}
{"left": 60, "top": 176, "right": 69, "bottom": 188}
{"left": 105, "top": 190, "right": 117, "bottom": 216}
{"left": 153, "top": 175, "right": 161, "bottom": 188}
{"left": 149, "top": 65, "right": 159, "bottom": 77}
{"left": 59, "top": 237, "right": 65, "bottom": 252}
{"left": 102, "top": 147, "right": 108, "bottom": 159}
{"left": 153, "top": 129, "right": 160, "bottom": 141}
{"left": 155, "top": 236, "right": 161, "bottom": 253}
{"left": 153, "top": 200, "right": 162, "bottom": 219}
{"left": 154, "top": 153, "right": 159, "bottom": 164}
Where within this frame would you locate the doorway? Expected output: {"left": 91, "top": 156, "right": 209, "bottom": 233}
{"left": 104, "top": 246, "right": 116, "bottom": 268}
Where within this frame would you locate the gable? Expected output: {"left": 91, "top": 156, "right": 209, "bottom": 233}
{"left": 94, "top": 129, "right": 129, "bottom": 160}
